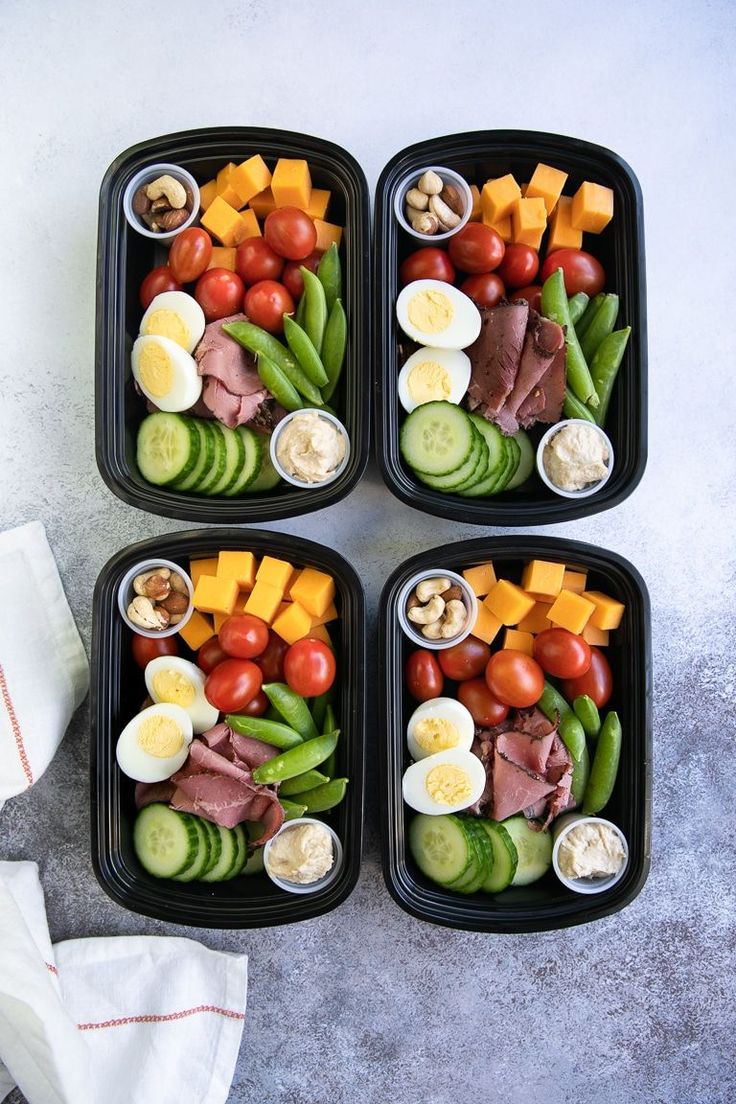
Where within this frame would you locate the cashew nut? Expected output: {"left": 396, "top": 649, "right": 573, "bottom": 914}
{"left": 429, "top": 194, "right": 461, "bottom": 230}
{"left": 440, "top": 599, "right": 467, "bottom": 638}
{"left": 418, "top": 170, "right": 443, "bottom": 196}
{"left": 416, "top": 577, "right": 452, "bottom": 603}
{"left": 145, "top": 174, "right": 187, "bottom": 209}
{"left": 127, "top": 596, "right": 170, "bottom": 631}
{"left": 406, "top": 187, "right": 429, "bottom": 211}
{"left": 421, "top": 619, "right": 445, "bottom": 640}
{"left": 407, "top": 594, "right": 445, "bottom": 625}
{"left": 410, "top": 211, "right": 439, "bottom": 235}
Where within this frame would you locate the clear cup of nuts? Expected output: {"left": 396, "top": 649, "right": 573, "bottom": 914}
{"left": 394, "top": 166, "right": 473, "bottom": 243}
{"left": 117, "top": 558, "right": 194, "bottom": 639}
{"left": 122, "top": 163, "right": 200, "bottom": 241}
{"left": 397, "top": 569, "right": 477, "bottom": 650}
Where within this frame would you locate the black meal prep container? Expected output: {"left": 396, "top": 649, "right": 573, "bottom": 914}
{"left": 374, "top": 130, "right": 647, "bottom": 525}
{"left": 96, "top": 127, "right": 370, "bottom": 523}
{"left": 91, "top": 529, "right": 365, "bottom": 928}
{"left": 380, "top": 536, "right": 651, "bottom": 933}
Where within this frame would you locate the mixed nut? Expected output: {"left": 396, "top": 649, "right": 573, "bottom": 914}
{"left": 404, "top": 170, "right": 465, "bottom": 236}
{"left": 406, "top": 576, "right": 469, "bottom": 640}
{"left": 132, "top": 173, "right": 194, "bottom": 234}
{"left": 127, "top": 567, "right": 190, "bottom": 631}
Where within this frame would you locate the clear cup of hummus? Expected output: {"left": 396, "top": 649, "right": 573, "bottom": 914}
{"left": 552, "top": 814, "right": 629, "bottom": 894}
{"left": 536, "top": 419, "right": 614, "bottom": 499}
{"left": 263, "top": 817, "right": 343, "bottom": 895}
{"left": 269, "top": 409, "right": 351, "bottom": 489}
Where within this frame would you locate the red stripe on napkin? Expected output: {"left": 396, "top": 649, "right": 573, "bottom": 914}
{"left": 77, "top": 1005, "right": 245, "bottom": 1031}
{"left": 0, "top": 662, "right": 33, "bottom": 786}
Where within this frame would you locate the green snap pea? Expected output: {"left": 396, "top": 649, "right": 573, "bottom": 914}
{"left": 282, "top": 314, "right": 329, "bottom": 388}
{"left": 321, "top": 299, "right": 347, "bottom": 403}
{"left": 583, "top": 711, "right": 622, "bottom": 814}
{"left": 310, "top": 689, "right": 334, "bottom": 732}
{"left": 279, "top": 799, "right": 308, "bottom": 821}
{"left": 225, "top": 714, "right": 303, "bottom": 749}
{"left": 262, "top": 682, "right": 318, "bottom": 741}
{"left": 591, "top": 327, "right": 631, "bottom": 427}
{"left": 537, "top": 681, "right": 573, "bottom": 725}
{"left": 575, "top": 293, "right": 606, "bottom": 341}
{"left": 558, "top": 713, "right": 586, "bottom": 761}
{"left": 540, "top": 269, "right": 598, "bottom": 407}
{"left": 580, "top": 294, "right": 620, "bottom": 363}
{"left": 279, "top": 770, "right": 330, "bottom": 796}
{"left": 287, "top": 777, "right": 348, "bottom": 813}
{"left": 317, "top": 242, "right": 342, "bottom": 314}
{"left": 573, "top": 695, "right": 601, "bottom": 739}
{"left": 563, "top": 387, "right": 596, "bottom": 423}
{"left": 222, "top": 320, "right": 323, "bottom": 405}
{"left": 568, "top": 292, "right": 590, "bottom": 325}
{"left": 252, "top": 730, "right": 339, "bottom": 785}
{"left": 301, "top": 267, "right": 328, "bottom": 355}
{"left": 570, "top": 743, "right": 591, "bottom": 807}
{"left": 256, "top": 353, "right": 303, "bottom": 412}
{"left": 322, "top": 703, "right": 338, "bottom": 777}
{"left": 295, "top": 291, "right": 307, "bottom": 328}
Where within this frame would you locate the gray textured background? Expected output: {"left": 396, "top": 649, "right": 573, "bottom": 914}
{"left": 2, "top": 1, "right": 735, "bottom": 1101}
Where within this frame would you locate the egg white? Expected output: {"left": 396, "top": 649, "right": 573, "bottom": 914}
{"left": 144, "top": 656, "right": 219, "bottom": 734}
{"left": 396, "top": 279, "right": 482, "bottom": 349}
{"left": 131, "top": 335, "right": 203, "bottom": 412}
{"left": 116, "top": 702, "right": 193, "bottom": 783}
{"left": 402, "top": 748, "right": 486, "bottom": 815}
{"left": 398, "top": 347, "right": 472, "bottom": 413}
{"left": 139, "top": 291, "right": 206, "bottom": 353}
{"left": 407, "top": 697, "right": 475, "bottom": 761}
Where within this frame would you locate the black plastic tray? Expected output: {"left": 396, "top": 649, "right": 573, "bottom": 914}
{"left": 374, "top": 130, "right": 647, "bottom": 525}
{"left": 379, "top": 536, "right": 651, "bottom": 933}
{"left": 96, "top": 128, "right": 370, "bottom": 523}
{"left": 91, "top": 529, "right": 365, "bottom": 928}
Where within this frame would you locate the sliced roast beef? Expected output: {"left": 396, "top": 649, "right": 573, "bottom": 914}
{"left": 496, "top": 728, "right": 556, "bottom": 776}
{"left": 545, "top": 733, "right": 573, "bottom": 780}
{"left": 491, "top": 750, "right": 556, "bottom": 821}
{"left": 171, "top": 772, "right": 262, "bottom": 830}
{"left": 202, "top": 723, "right": 231, "bottom": 756}
{"left": 195, "top": 313, "right": 263, "bottom": 397}
{"left": 518, "top": 343, "right": 566, "bottom": 428}
{"left": 495, "top": 311, "right": 564, "bottom": 435}
{"left": 187, "top": 739, "right": 254, "bottom": 784}
{"left": 231, "top": 732, "right": 280, "bottom": 769}
{"left": 247, "top": 798, "right": 285, "bottom": 848}
{"left": 134, "top": 780, "right": 176, "bottom": 809}
{"left": 514, "top": 707, "right": 558, "bottom": 740}
{"left": 465, "top": 300, "right": 529, "bottom": 419}
{"left": 540, "top": 735, "right": 575, "bottom": 829}
{"left": 202, "top": 377, "right": 269, "bottom": 429}
{"left": 523, "top": 797, "right": 548, "bottom": 819}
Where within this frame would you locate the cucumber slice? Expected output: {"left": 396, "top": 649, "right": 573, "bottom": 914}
{"left": 197, "top": 422, "right": 227, "bottom": 493}
{"left": 133, "top": 804, "right": 200, "bottom": 879}
{"left": 418, "top": 429, "right": 484, "bottom": 491}
{"left": 477, "top": 820, "right": 518, "bottom": 893}
{"left": 400, "top": 402, "right": 474, "bottom": 476}
{"left": 200, "top": 825, "right": 238, "bottom": 882}
{"left": 207, "top": 425, "right": 245, "bottom": 496}
{"left": 223, "top": 824, "right": 250, "bottom": 879}
{"left": 502, "top": 815, "right": 553, "bottom": 887}
{"left": 245, "top": 444, "right": 283, "bottom": 493}
{"left": 199, "top": 818, "right": 223, "bottom": 875}
{"left": 493, "top": 437, "right": 521, "bottom": 493}
{"left": 136, "top": 413, "right": 200, "bottom": 486}
{"left": 458, "top": 414, "right": 507, "bottom": 496}
{"left": 409, "top": 813, "right": 474, "bottom": 886}
{"left": 449, "top": 820, "right": 494, "bottom": 894}
{"left": 173, "top": 420, "right": 213, "bottom": 492}
{"left": 223, "top": 427, "right": 263, "bottom": 496}
{"left": 173, "top": 817, "right": 212, "bottom": 881}
{"left": 450, "top": 434, "right": 492, "bottom": 493}
{"left": 505, "top": 429, "right": 535, "bottom": 491}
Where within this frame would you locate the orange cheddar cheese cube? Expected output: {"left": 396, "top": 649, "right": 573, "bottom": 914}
{"left": 231, "top": 155, "right": 272, "bottom": 206}
{"left": 484, "top": 216, "right": 513, "bottom": 242}
{"left": 310, "top": 602, "right": 338, "bottom": 628}
{"left": 249, "top": 187, "right": 277, "bottom": 219}
{"left": 213, "top": 611, "right": 229, "bottom": 634}
{"left": 503, "top": 628, "right": 534, "bottom": 656}
{"left": 313, "top": 219, "right": 342, "bottom": 252}
{"left": 271, "top": 158, "right": 312, "bottom": 209}
{"left": 216, "top": 551, "right": 257, "bottom": 591}
{"left": 582, "top": 591, "right": 625, "bottom": 631}
{"left": 571, "top": 181, "right": 614, "bottom": 234}
{"left": 547, "top": 590, "right": 595, "bottom": 635}
{"left": 481, "top": 175, "right": 521, "bottom": 223}
{"left": 201, "top": 196, "right": 246, "bottom": 247}
{"left": 178, "top": 610, "right": 214, "bottom": 651}
{"left": 286, "top": 568, "right": 302, "bottom": 597}
{"left": 521, "top": 560, "right": 565, "bottom": 599}
{"left": 199, "top": 179, "right": 218, "bottom": 211}
{"left": 272, "top": 601, "right": 313, "bottom": 645}
{"left": 232, "top": 208, "right": 261, "bottom": 245}
{"left": 256, "top": 556, "right": 293, "bottom": 594}
{"left": 190, "top": 558, "right": 219, "bottom": 587}
{"left": 511, "top": 196, "right": 547, "bottom": 249}
{"left": 484, "top": 580, "right": 535, "bottom": 626}
{"left": 216, "top": 163, "right": 246, "bottom": 209}
{"left": 463, "top": 562, "right": 497, "bottom": 598}
{"left": 547, "top": 196, "right": 583, "bottom": 253}
{"left": 290, "top": 567, "right": 335, "bottom": 618}
{"left": 244, "top": 580, "right": 283, "bottom": 623}
{"left": 563, "top": 569, "right": 587, "bottom": 595}
{"left": 193, "top": 574, "right": 239, "bottom": 616}
{"left": 304, "top": 188, "right": 331, "bottom": 220}
{"left": 469, "top": 184, "right": 482, "bottom": 221}
{"left": 583, "top": 623, "right": 610, "bottom": 646}
{"left": 517, "top": 601, "right": 553, "bottom": 635}
{"left": 470, "top": 604, "right": 503, "bottom": 645}
{"left": 526, "top": 163, "right": 568, "bottom": 215}
{"left": 307, "top": 623, "right": 333, "bottom": 647}
{"left": 207, "top": 246, "right": 237, "bottom": 271}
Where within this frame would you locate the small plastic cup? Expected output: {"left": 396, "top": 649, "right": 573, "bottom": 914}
{"left": 263, "top": 818, "right": 343, "bottom": 895}
{"left": 117, "top": 558, "right": 193, "bottom": 639}
{"left": 397, "top": 568, "right": 477, "bottom": 651}
{"left": 269, "top": 409, "right": 351, "bottom": 489}
{"left": 552, "top": 814, "right": 629, "bottom": 895}
{"left": 536, "top": 419, "right": 614, "bottom": 499}
{"left": 122, "top": 163, "right": 200, "bottom": 241}
{"left": 393, "top": 165, "right": 473, "bottom": 243}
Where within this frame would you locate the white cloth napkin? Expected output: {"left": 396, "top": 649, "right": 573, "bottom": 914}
{"left": 0, "top": 522, "right": 89, "bottom": 812}
{"left": 0, "top": 862, "right": 248, "bottom": 1104}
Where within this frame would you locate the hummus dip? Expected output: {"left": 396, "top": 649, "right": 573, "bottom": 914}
{"left": 558, "top": 821, "right": 626, "bottom": 880}
{"left": 276, "top": 411, "right": 347, "bottom": 484}
{"left": 266, "top": 822, "right": 335, "bottom": 885}
{"left": 543, "top": 423, "right": 609, "bottom": 491}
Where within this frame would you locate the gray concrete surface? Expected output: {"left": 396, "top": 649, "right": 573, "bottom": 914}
{"left": 1, "top": 1, "right": 735, "bottom": 1101}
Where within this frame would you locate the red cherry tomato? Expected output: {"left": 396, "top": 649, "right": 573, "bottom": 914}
{"left": 254, "top": 630, "right": 289, "bottom": 682}
{"left": 405, "top": 649, "right": 444, "bottom": 702}
{"left": 511, "top": 285, "right": 543, "bottom": 312}
{"left": 282, "top": 252, "right": 321, "bottom": 299}
{"left": 168, "top": 228, "right": 213, "bottom": 284}
{"left": 485, "top": 650, "right": 545, "bottom": 708}
{"left": 457, "top": 679, "right": 510, "bottom": 727}
{"left": 399, "top": 248, "right": 455, "bottom": 287}
{"left": 235, "top": 238, "right": 284, "bottom": 285}
{"left": 460, "top": 273, "right": 505, "bottom": 308}
{"left": 264, "top": 207, "right": 317, "bottom": 260}
{"left": 496, "top": 243, "right": 539, "bottom": 289}
{"left": 131, "top": 633, "right": 178, "bottom": 669}
{"left": 243, "top": 280, "right": 295, "bottom": 334}
{"left": 204, "top": 658, "right": 262, "bottom": 712}
{"left": 283, "top": 639, "right": 336, "bottom": 697}
{"left": 139, "top": 266, "right": 182, "bottom": 310}
{"left": 533, "top": 628, "right": 592, "bottom": 679}
{"left": 239, "top": 689, "right": 269, "bottom": 717}
{"left": 218, "top": 614, "right": 270, "bottom": 660}
{"left": 560, "top": 647, "right": 613, "bottom": 708}
{"left": 437, "top": 637, "right": 491, "bottom": 681}
{"left": 196, "top": 636, "right": 228, "bottom": 675}
{"left": 448, "top": 223, "right": 505, "bottom": 274}
{"left": 194, "top": 268, "right": 245, "bottom": 322}
{"left": 540, "top": 249, "right": 606, "bottom": 297}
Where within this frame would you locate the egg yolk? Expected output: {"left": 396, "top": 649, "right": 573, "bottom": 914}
{"left": 414, "top": 717, "right": 460, "bottom": 753}
{"left": 407, "top": 359, "right": 452, "bottom": 404}
{"left": 138, "top": 342, "right": 174, "bottom": 397}
{"left": 425, "top": 763, "right": 472, "bottom": 806}
{"left": 136, "top": 715, "right": 184, "bottom": 758}
{"left": 143, "top": 309, "right": 189, "bottom": 349}
{"left": 151, "top": 669, "right": 195, "bottom": 707}
{"left": 408, "top": 290, "right": 454, "bottom": 334}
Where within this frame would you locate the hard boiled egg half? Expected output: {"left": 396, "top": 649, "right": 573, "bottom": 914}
{"left": 402, "top": 748, "right": 486, "bottom": 815}
{"left": 144, "top": 656, "right": 219, "bottom": 734}
{"left": 116, "top": 702, "right": 193, "bottom": 782}
{"left": 398, "top": 348, "right": 471, "bottom": 413}
{"left": 407, "top": 697, "right": 475, "bottom": 761}
{"left": 132, "top": 335, "right": 202, "bottom": 412}
{"left": 396, "top": 279, "right": 481, "bottom": 349}
{"left": 140, "top": 291, "right": 206, "bottom": 353}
